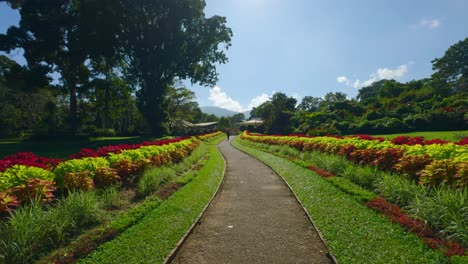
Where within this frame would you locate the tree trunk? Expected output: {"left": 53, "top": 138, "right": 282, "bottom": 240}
{"left": 137, "top": 82, "right": 168, "bottom": 137}
{"left": 104, "top": 84, "right": 111, "bottom": 128}
{"left": 69, "top": 82, "right": 78, "bottom": 136}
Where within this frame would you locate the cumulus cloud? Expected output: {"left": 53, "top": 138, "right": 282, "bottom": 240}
{"left": 208, "top": 86, "right": 279, "bottom": 112}
{"left": 420, "top": 18, "right": 441, "bottom": 29}
{"left": 337, "top": 76, "right": 351, "bottom": 86}
{"left": 248, "top": 93, "right": 270, "bottom": 109}
{"left": 337, "top": 63, "right": 410, "bottom": 89}
{"left": 208, "top": 86, "right": 244, "bottom": 112}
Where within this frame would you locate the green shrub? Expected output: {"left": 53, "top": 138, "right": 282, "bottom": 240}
{"left": 54, "top": 157, "right": 109, "bottom": 188}
{"left": 63, "top": 171, "right": 95, "bottom": 191}
{"left": 410, "top": 186, "right": 468, "bottom": 245}
{"left": 94, "top": 167, "right": 121, "bottom": 188}
{"left": 375, "top": 174, "right": 426, "bottom": 207}
{"left": 0, "top": 191, "right": 100, "bottom": 264}
{"left": 340, "top": 165, "right": 383, "bottom": 190}
{"left": 98, "top": 186, "right": 124, "bottom": 210}
{"left": 451, "top": 255, "right": 468, "bottom": 264}
{"left": 137, "top": 167, "right": 176, "bottom": 196}
{"left": 0, "top": 165, "right": 54, "bottom": 191}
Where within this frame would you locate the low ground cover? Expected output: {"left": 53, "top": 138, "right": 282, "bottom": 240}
{"left": 0, "top": 131, "right": 225, "bottom": 264}
{"left": 78, "top": 139, "right": 225, "bottom": 264}
{"left": 237, "top": 136, "right": 466, "bottom": 253}
{"left": 232, "top": 137, "right": 447, "bottom": 263}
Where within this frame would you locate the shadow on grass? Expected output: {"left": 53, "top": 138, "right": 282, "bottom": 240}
{"left": 0, "top": 136, "right": 157, "bottom": 159}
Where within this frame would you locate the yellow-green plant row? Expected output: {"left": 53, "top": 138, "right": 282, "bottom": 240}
{"left": 241, "top": 131, "right": 468, "bottom": 188}
{"left": 0, "top": 134, "right": 222, "bottom": 212}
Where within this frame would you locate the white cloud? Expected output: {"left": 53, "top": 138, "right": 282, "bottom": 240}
{"left": 208, "top": 86, "right": 244, "bottom": 112}
{"left": 337, "top": 76, "right": 351, "bottom": 86}
{"left": 248, "top": 93, "right": 270, "bottom": 109}
{"left": 337, "top": 63, "right": 410, "bottom": 89}
{"left": 376, "top": 64, "right": 408, "bottom": 79}
{"left": 208, "top": 87, "right": 278, "bottom": 112}
{"left": 420, "top": 18, "right": 441, "bottom": 29}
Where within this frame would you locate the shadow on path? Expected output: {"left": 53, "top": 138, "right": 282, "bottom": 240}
{"left": 169, "top": 137, "right": 331, "bottom": 264}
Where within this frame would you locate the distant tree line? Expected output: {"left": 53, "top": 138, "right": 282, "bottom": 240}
{"left": 0, "top": 0, "right": 232, "bottom": 138}
{"left": 250, "top": 38, "right": 468, "bottom": 135}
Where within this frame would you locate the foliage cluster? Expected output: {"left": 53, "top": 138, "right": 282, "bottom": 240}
{"left": 241, "top": 131, "right": 468, "bottom": 189}
{"left": 0, "top": 135, "right": 205, "bottom": 213}
{"left": 246, "top": 38, "right": 468, "bottom": 135}
{"left": 236, "top": 137, "right": 467, "bottom": 258}
{"left": 238, "top": 133, "right": 467, "bottom": 249}
{"left": 233, "top": 138, "right": 448, "bottom": 263}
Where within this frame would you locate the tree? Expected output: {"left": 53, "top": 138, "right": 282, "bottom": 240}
{"left": 253, "top": 92, "right": 296, "bottom": 134}
{"left": 105, "top": 0, "right": 232, "bottom": 136}
{"left": 377, "top": 80, "right": 403, "bottom": 99}
{"left": 297, "top": 96, "right": 322, "bottom": 112}
{"left": 218, "top": 116, "right": 231, "bottom": 129}
{"left": 165, "top": 84, "right": 200, "bottom": 130}
{"left": 432, "top": 37, "right": 468, "bottom": 93}
{"left": 0, "top": 55, "right": 55, "bottom": 136}
{"left": 0, "top": 0, "right": 95, "bottom": 135}
{"left": 356, "top": 80, "right": 386, "bottom": 105}
{"left": 229, "top": 113, "right": 245, "bottom": 124}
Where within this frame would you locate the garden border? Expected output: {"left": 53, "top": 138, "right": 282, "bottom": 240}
{"left": 231, "top": 137, "right": 339, "bottom": 264}
{"left": 163, "top": 142, "right": 227, "bottom": 264}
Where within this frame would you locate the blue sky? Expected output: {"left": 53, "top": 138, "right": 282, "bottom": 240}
{"left": 2, "top": 0, "right": 468, "bottom": 112}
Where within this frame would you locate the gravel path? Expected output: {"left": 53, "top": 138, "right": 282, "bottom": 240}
{"left": 169, "top": 138, "right": 331, "bottom": 264}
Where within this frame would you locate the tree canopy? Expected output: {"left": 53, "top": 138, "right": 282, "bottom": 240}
{"left": 0, "top": 0, "right": 232, "bottom": 137}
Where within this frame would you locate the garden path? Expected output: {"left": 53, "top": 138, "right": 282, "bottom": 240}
{"left": 169, "top": 137, "right": 331, "bottom": 264}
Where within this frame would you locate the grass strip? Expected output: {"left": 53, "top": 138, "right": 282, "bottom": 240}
{"left": 232, "top": 138, "right": 446, "bottom": 264}
{"left": 78, "top": 144, "right": 225, "bottom": 264}
{"left": 373, "top": 130, "right": 468, "bottom": 141}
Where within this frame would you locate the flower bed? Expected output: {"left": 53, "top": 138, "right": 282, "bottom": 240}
{"left": 241, "top": 131, "right": 468, "bottom": 188}
{"left": 236, "top": 135, "right": 466, "bottom": 258}
{"left": 0, "top": 135, "right": 212, "bottom": 213}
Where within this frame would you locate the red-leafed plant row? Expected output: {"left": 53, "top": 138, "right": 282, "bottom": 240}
{"left": 0, "top": 133, "right": 226, "bottom": 214}
{"left": 0, "top": 137, "right": 190, "bottom": 172}
{"left": 306, "top": 154, "right": 465, "bottom": 257}
{"left": 68, "top": 137, "right": 190, "bottom": 160}
{"left": 365, "top": 198, "right": 465, "bottom": 257}
{"left": 0, "top": 152, "right": 63, "bottom": 172}
{"left": 286, "top": 132, "right": 468, "bottom": 146}
{"left": 242, "top": 131, "right": 468, "bottom": 189}
{"left": 239, "top": 132, "right": 467, "bottom": 258}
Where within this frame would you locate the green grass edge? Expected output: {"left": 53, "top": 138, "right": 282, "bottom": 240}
{"left": 232, "top": 137, "right": 447, "bottom": 264}
{"left": 77, "top": 141, "right": 225, "bottom": 264}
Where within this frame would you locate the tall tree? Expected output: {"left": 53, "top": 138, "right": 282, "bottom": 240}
{"left": 431, "top": 37, "right": 468, "bottom": 94}
{"left": 297, "top": 96, "right": 322, "bottom": 112}
{"left": 165, "top": 84, "right": 199, "bottom": 129}
{"left": 0, "top": 0, "right": 93, "bottom": 135}
{"left": 253, "top": 92, "right": 296, "bottom": 134}
{"left": 108, "top": 0, "right": 232, "bottom": 136}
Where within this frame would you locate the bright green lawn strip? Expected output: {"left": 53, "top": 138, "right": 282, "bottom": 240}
{"left": 372, "top": 130, "right": 467, "bottom": 141}
{"left": 79, "top": 145, "right": 224, "bottom": 264}
{"left": 326, "top": 177, "right": 377, "bottom": 203}
{"left": 232, "top": 138, "right": 445, "bottom": 264}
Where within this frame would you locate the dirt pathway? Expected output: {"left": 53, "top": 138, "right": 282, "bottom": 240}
{"left": 169, "top": 138, "right": 331, "bottom": 264}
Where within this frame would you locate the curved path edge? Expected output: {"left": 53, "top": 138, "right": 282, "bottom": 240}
{"left": 163, "top": 143, "right": 227, "bottom": 264}
{"left": 230, "top": 138, "right": 339, "bottom": 264}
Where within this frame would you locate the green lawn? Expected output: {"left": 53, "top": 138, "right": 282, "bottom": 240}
{"left": 372, "top": 130, "right": 468, "bottom": 141}
{"left": 0, "top": 136, "right": 160, "bottom": 158}
{"left": 78, "top": 142, "right": 225, "bottom": 264}
{"left": 232, "top": 137, "right": 446, "bottom": 264}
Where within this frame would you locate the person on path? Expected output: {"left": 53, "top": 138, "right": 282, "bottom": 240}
{"left": 225, "top": 130, "right": 230, "bottom": 141}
